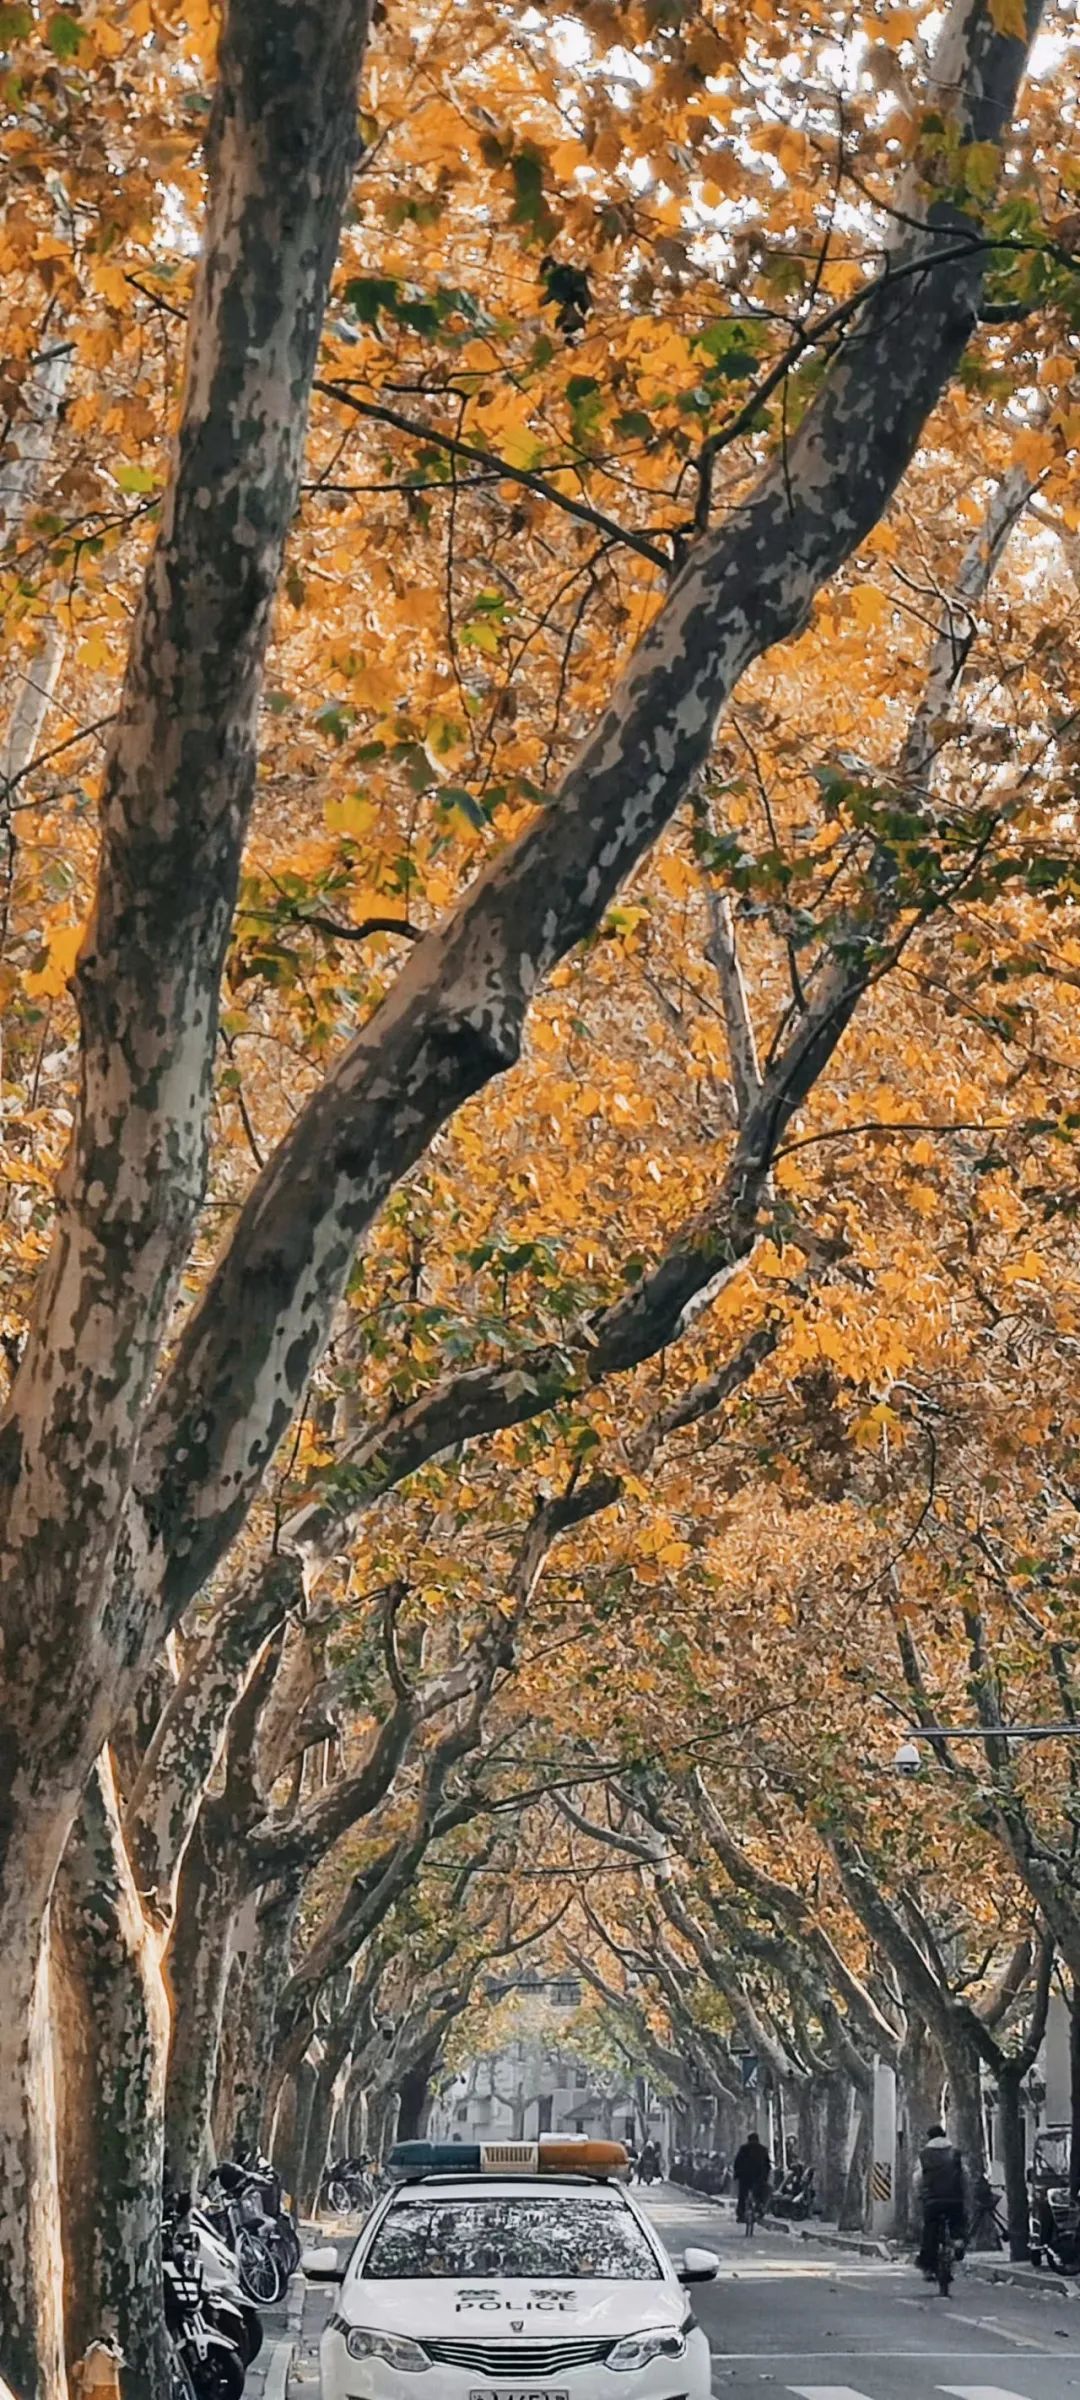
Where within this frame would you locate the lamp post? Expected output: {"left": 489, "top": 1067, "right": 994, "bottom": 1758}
{"left": 892, "top": 1724, "right": 1080, "bottom": 1771}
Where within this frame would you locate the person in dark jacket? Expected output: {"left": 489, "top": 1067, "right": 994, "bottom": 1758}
{"left": 733, "top": 2131, "right": 771, "bottom": 2222}
{"left": 914, "top": 2124, "right": 968, "bottom": 2272}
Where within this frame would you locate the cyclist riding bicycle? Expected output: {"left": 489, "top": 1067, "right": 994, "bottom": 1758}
{"left": 914, "top": 2123, "right": 968, "bottom": 2276}
{"left": 733, "top": 2130, "right": 771, "bottom": 2225}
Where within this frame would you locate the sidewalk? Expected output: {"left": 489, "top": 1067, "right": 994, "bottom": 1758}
{"left": 247, "top": 2271, "right": 303, "bottom": 2400}
{"left": 672, "top": 2181, "right": 1079, "bottom": 2298}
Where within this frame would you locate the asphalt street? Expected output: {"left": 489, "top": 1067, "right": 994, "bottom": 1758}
{"left": 645, "top": 2189, "right": 1080, "bottom": 2400}
{"left": 289, "top": 2187, "right": 1080, "bottom": 2400}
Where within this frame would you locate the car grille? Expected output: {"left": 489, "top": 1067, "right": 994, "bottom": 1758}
{"left": 422, "top": 2336, "right": 614, "bottom": 2376}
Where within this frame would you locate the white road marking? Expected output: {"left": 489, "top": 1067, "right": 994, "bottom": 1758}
{"left": 939, "top": 2387, "right": 1059, "bottom": 2400}
{"left": 710, "top": 2356, "right": 1075, "bottom": 2366}
{"left": 787, "top": 2384, "right": 888, "bottom": 2399}
{"left": 896, "top": 2303, "right": 1049, "bottom": 2349}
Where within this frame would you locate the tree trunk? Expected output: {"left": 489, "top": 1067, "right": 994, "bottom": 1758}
{"left": 299, "top": 2027, "right": 351, "bottom": 2215}
{"left": 397, "top": 2051, "right": 436, "bottom": 2145}
{"left": 822, "top": 2074, "right": 852, "bottom": 2223}
{"left": 210, "top": 1953, "right": 245, "bottom": 2167}
{"left": 942, "top": 2034, "right": 988, "bottom": 2181}
{"left": 345, "top": 2070, "right": 368, "bottom": 2161}
{"left": 236, "top": 1884, "right": 302, "bottom": 2158}
{"left": 994, "top": 2065, "right": 1030, "bottom": 2263}
{"left": 273, "top": 2061, "right": 318, "bottom": 2201}
{"left": 0, "top": 1826, "right": 69, "bottom": 2400}
{"left": 164, "top": 1806, "right": 240, "bottom": 2189}
{"left": 839, "top": 2093, "right": 871, "bottom": 2232}
{"left": 1070, "top": 1979, "right": 1080, "bottom": 2202}
{"left": 367, "top": 2085, "right": 399, "bottom": 2165}
{"left": 897, "top": 2021, "right": 943, "bottom": 2240}
{"left": 51, "top": 1761, "right": 171, "bottom": 2400}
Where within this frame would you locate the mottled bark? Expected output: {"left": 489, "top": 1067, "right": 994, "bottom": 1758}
{"left": 823, "top": 2075, "right": 854, "bottom": 2224}
{"left": 298, "top": 2024, "right": 352, "bottom": 2214}
{"left": 164, "top": 1805, "right": 242, "bottom": 2188}
{"left": 0, "top": 1807, "right": 73, "bottom": 2400}
{"left": 0, "top": 6, "right": 374, "bottom": 2383}
{"left": 51, "top": 1762, "right": 170, "bottom": 2400}
{"left": 0, "top": 342, "right": 69, "bottom": 549}
{"left": 127, "top": 1553, "right": 304, "bottom": 1913}
{"left": 135, "top": 0, "right": 1043, "bottom": 1642}
{"left": 397, "top": 2044, "right": 439, "bottom": 2144}
{"left": 896, "top": 2019, "right": 944, "bottom": 2238}
{"left": 366, "top": 2085, "right": 400, "bottom": 2166}
{"left": 235, "top": 1887, "right": 302, "bottom": 2159}
{"left": 839, "top": 2093, "right": 872, "bottom": 2233}
{"left": 995, "top": 2063, "right": 1031, "bottom": 2262}
{"left": 941, "top": 2036, "right": 988, "bottom": 2182}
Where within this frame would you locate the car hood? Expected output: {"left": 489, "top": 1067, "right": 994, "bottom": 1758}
{"left": 340, "top": 2279, "right": 684, "bottom": 2339}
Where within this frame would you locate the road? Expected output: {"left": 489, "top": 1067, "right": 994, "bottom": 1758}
{"left": 289, "top": 2187, "right": 1080, "bottom": 2400}
{"left": 646, "top": 2189, "right": 1080, "bottom": 2400}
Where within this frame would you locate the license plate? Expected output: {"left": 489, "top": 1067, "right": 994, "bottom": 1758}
{"left": 469, "top": 2390, "right": 569, "bottom": 2399}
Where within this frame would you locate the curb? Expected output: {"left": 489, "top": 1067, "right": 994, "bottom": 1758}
{"left": 671, "top": 2181, "right": 1080, "bottom": 2293}
{"left": 761, "top": 2215, "right": 891, "bottom": 2261}
{"left": 671, "top": 2186, "right": 889, "bottom": 2261}
{"left": 963, "top": 2259, "right": 1078, "bottom": 2301}
{"left": 263, "top": 2333, "right": 294, "bottom": 2400}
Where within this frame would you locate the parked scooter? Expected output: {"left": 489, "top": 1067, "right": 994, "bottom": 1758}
{"left": 169, "top": 2193, "right": 263, "bottom": 2366}
{"left": 1027, "top": 2126, "right": 1080, "bottom": 2271}
{"left": 163, "top": 2246, "right": 246, "bottom": 2400}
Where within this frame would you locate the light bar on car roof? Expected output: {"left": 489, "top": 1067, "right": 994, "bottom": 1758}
{"left": 387, "top": 2137, "right": 630, "bottom": 2181}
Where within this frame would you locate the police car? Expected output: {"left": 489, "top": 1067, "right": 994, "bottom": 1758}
{"left": 303, "top": 2137, "right": 718, "bottom": 2400}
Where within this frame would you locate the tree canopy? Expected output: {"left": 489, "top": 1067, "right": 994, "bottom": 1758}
{"left": 2, "top": 0, "right": 1080, "bottom": 2389}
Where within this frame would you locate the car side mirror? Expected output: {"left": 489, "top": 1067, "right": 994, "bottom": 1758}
{"left": 679, "top": 2247, "right": 720, "bottom": 2284}
{"left": 301, "top": 2245, "right": 343, "bottom": 2280}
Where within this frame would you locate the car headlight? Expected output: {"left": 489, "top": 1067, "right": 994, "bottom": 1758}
{"left": 329, "top": 2320, "right": 431, "bottom": 2372}
{"left": 607, "top": 2328, "right": 687, "bottom": 2372}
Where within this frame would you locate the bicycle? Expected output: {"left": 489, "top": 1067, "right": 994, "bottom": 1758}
{"left": 969, "top": 2181, "right": 1007, "bottom": 2252}
{"left": 933, "top": 2213, "right": 955, "bottom": 2296}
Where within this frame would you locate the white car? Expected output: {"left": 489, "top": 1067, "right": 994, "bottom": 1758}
{"left": 305, "top": 2156, "right": 718, "bottom": 2400}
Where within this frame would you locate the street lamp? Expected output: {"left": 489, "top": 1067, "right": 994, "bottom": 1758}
{"left": 892, "top": 1723, "right": 1080, "bottom": 1771}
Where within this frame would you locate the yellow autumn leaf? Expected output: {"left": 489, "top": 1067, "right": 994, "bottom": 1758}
{"left": 25, "top": 922, "right": 83, "bottom": 1001}
{"left": 1002, "top": 1249, "right": 1043, "bottom": 1284}
{"left": 848, "top": 584, "right": 889, "bottom": 632}
{"left": 324, "top": 792, "right": 377, "bottom": 838}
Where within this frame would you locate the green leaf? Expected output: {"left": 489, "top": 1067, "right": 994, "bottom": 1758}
{"left": 613, "top": 409, "right": 655, "bottom": 442}
{"left": 438, "top": 785, "right": 489, "bottom": 829}
{"left": 114, "top": 463, "right": 157, "bottom": 494}
{"left": 344, "top": 275, "right": 401, "bottom": 325}
{"left": 0, "top": 6, "right": 33, "bottom": 37}
{"left": 46, "top": 8, "right": 85, "bottom": 55}
{"left": 508, "top": 145, "right": 559, "bottom": 242}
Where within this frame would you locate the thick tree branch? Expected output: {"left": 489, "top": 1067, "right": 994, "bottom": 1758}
{"left": 0, "top": 0, "right": 376, "bottom": 1818}
{"left": 131, "top": 0, "right": 1041, "bottom": 1639}
{"left": 705, "top": 890, "right": 762, "bottom": 1123}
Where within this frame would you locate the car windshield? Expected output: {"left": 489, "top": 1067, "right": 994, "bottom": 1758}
{"left": 361, "top": 2194, "right": 662, "bottom": 2281}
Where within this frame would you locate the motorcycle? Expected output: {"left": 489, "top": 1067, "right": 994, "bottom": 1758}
{"left": 163, "top": 2251, "right": 246, "bottom": 2400}
{"left": 168, "top": 2194, "right": 264, "bottom": 2366}
{"left": 1027, "top": 2126, "right": 1080, "bottom": 2271}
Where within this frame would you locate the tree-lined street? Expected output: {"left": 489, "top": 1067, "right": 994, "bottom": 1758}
{"left": 4, "top": 0, "right": 1080, "bottom": 2389}
{"left": 290, "top": 2190, "right": 1080, "bottom": 2400}
{"left": 628, "top": 2196, "right": 1080, "bottom": 2400}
